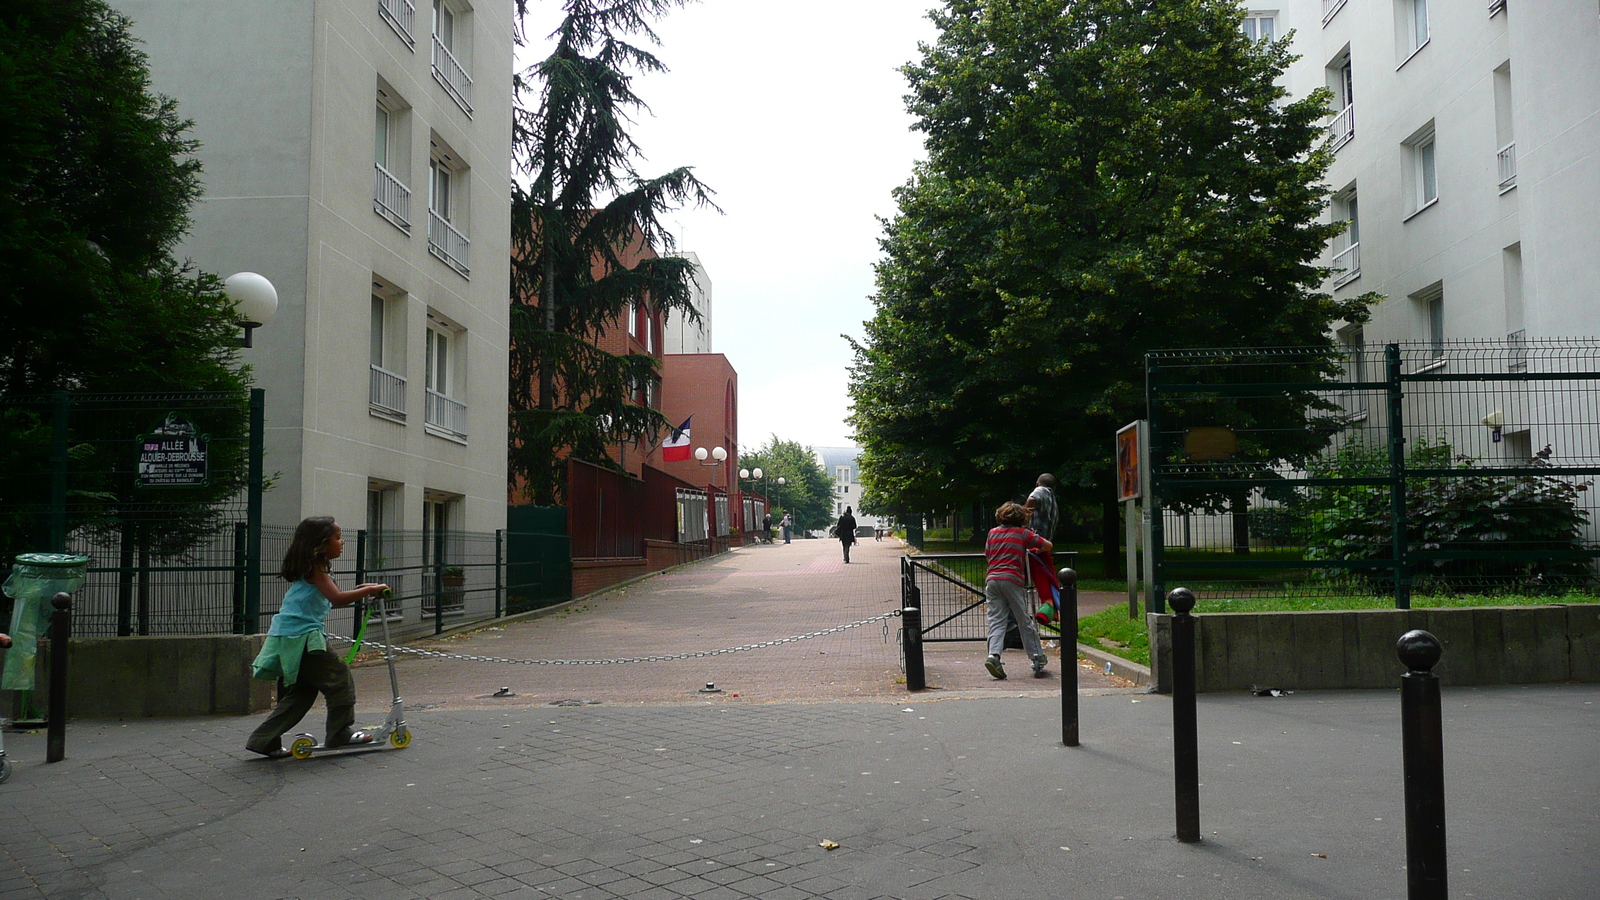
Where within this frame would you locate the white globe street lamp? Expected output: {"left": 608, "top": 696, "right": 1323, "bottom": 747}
{"left": 224, "top": 272, "right": 278, "bottom": 348}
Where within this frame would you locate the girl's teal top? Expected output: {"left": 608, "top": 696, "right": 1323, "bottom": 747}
{"left": 251, "top": 577, "right": 334, "bottom": 685}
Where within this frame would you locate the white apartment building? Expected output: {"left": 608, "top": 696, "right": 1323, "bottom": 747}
{"left": 116, "top": 0, "right": 513, "bottom": 538}
{"left": 815, "top": 447, "right": 886, "bottom": 535}
{"left": 1262, "top": 2, "right": 1600, "bottom": 361}
{"left": 662, "top": 251, "right": 714, "bottom": 354}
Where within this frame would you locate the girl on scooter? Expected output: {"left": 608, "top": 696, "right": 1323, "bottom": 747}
{"left": 246, "top": 517, "right": 388, "bottom": 759}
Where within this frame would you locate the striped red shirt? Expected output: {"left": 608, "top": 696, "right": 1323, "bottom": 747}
{"left": 985, "top": 526, "right": 1046, "bottom": 586}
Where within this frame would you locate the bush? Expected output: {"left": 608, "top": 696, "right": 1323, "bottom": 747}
{"left": 1302, "top": 438, "right": 1593, "bottom": 590}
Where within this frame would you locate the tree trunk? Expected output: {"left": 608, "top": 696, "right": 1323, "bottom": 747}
{"left": 1101, "top": 494, "right": 1121, "bottom": 578}
{"left": 1231, "top": 489, "right": 1251, "bottom": 555}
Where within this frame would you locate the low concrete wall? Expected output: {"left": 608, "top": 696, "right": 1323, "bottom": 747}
{"left": 20, "top": 636, "right": 276, "bottom": 717}
{"left": 1148, "top": 605, "right": 1600, "bottom": 693}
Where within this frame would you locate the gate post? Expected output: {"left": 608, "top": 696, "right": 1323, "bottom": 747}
{"left": 1386, "top": 344, "right": 1411, "bottom": 609}
{"left": 902, "top": 572, "right": 925, "bottom": 691}
{"left": 244, "top": 388, "right": 265, "bottom": 632}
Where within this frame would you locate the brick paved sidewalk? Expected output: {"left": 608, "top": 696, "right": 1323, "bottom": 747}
{"left": 347, "top": 536, "right": 1129, "bottom": 711}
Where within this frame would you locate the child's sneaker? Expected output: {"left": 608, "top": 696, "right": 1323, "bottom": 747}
{"left": 1031, "top": 654, "right": 1049, "bottom": 677}
{"left": 984, "top": 655, "right": 1007, "bottom": 680}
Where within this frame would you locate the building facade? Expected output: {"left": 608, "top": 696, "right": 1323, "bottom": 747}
{"left": 117, "top": 0, "right": 514, "bottom": 538}
{"left": 814, "top": 447, "right": 886, "bottom": 535}
{"left": 1268, "top": 1, "right": 1600, "bottom": 376}
{"left": 661, "top": 252, "right": 713, "bottom": 355}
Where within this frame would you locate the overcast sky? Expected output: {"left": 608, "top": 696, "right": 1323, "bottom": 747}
{"left": 516, "top": 1, "right": 942, "bottom": 452}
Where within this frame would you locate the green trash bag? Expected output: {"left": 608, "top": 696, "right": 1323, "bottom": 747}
{"left": 2, "top": 553, "right": 89, "bottom": 691}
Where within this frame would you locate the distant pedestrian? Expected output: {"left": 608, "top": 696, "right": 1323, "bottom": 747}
{"left": 246, "top": 516, "right": 390, "bottom": 759}
{"left": 874, "top": 525, "right": 883, "bottom": 542}
{"left": 1025, "top": 473, "right": 1058, "bottom": 540}
{"left": 836, "top": 506, "right": 857, "bottom": 562}
{"left": 983, "top": 501, "right": 1052, "bottom": 680}
{"left": 762, "top": 511, "right": 772, "bottom": 543}
{"left": 780, "top": 512, "right": 792, "bottom": 544}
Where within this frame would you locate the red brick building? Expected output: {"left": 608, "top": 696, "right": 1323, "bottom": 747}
{"left": 648, "top": 353, "right": 740, "bottom": 493}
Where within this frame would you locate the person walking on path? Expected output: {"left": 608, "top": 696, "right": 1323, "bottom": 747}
{"left": 1025, "top": 473, "right": 1058, "bottom": 540}
{"left": 836, "top": 506, "right": 857, "bottom": 563}
{"left": 780, "top": 512, "right": 792, "bottom": 544}
{"left": 762, "top": 511, "right": 772, "bottom": 543}
{"left": 245, "top": 516, "right": 389, "bottom": 759}
{"left": 983, "top": 501, "right": 1051, "bottom": 679}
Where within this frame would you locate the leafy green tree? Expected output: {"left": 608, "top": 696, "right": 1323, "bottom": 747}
{"left": 850, "top": 0, "right": 1375, "bottom": 572}
{"left": 509, "top": 0, "right": 717, "bottom": 505}
{"left": 738, "top": 438, "right": 834, "bottom": 535}
{"left": 0, "top": 0, "right": 250, "bottom": 561}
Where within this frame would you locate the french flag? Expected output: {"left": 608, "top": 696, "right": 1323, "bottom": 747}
{"left": 662, "top": 417, "right": 692, "bottom": 462}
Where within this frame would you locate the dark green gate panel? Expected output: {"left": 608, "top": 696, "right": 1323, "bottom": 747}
{"left": 506, "top": 506, "right": 571, "bottom": 614}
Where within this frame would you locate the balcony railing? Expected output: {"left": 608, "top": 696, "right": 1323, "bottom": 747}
{"left": 1323, "top": 0, "right": 1348, "bottom": 24}
{"left": 369, "top": 364, "right": 407, "bottom": 418}
{"left": 428, "top": 208, "right": 469, "bottom": 276}
{"left": 1331, "top": 241, "right": 1360, "bottom": 287}
{"left": 378, "top": 0, "right": 416, "bottom": 47}
{"left": 373, "top": 163, "right": 411, "bottom": 232}
{"left": 431, "top": 35, "right": 473, "bottom": 115}
{"left": 1329, "top": 103, "right": 1354, "bottom": 151}
{"left": 425, "top": 388, "right": 467, "bottom": 438}
{"left": 1489, "top": 0, "right": 1507, "bottom": 16}
{"left": 1497, "top": 140, "right": 1517, "bottom": 191}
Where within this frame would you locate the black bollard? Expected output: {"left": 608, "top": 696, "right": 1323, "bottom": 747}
{"left": 1169, "top": 586, "right": 1200, "bottom": 842}
{"left": 902, "top": 606, "right": 925, "bottom": 691}
{"left": 47, "top": 592, "right": 72, "bottom": 763}
{"left": 1397, "top": 629, "right": 1448, "bottom": 900}
{"left": 1060, "top": 568, "right": 1079, "bottom": 747}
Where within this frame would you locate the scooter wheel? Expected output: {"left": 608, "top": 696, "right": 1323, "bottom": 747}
{"left": 289, "top": 736, "right": 316, "bottom": 760}
{"left": 0, "top": 757, "right": 12, "bottom": 784}
{"left": 389, "top": 728, "right": 411, "bottom": 749}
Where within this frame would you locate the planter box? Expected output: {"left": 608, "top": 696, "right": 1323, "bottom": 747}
{"left": 1147, "top": 605, "right": 1600, "bottom": 693}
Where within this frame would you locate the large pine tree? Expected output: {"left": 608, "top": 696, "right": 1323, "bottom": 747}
{"left": 849, "top": 0, "right": 1375, "bottom": 560}
{"left": 509, "top": 0, "right": 717, "bottom": 505}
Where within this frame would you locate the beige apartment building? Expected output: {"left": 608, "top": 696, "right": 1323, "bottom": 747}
{"left": 115, "top": 0, "right": 514, "bottom": 539}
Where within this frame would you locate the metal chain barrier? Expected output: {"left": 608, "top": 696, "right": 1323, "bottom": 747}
{"left": 327, "top": 609, "right": 903, "bottom": 666}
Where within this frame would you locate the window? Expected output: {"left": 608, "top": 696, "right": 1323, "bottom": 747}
{"left": 1494, "top": 63, "right": 1516, "bottom": 191}
{"left": 644, "top": 307, "right": 656, "bottom": 353}
{"left": 424, "top": 312, "right": 467, "bottom": 439}
{"left": 1331, "top": 185, "right": 1360, "bottom": 286}
{"left": 1412, "top": 284, "right": 1445, "bottom": 359}
{"left": 1503, "top": 242, "right": 1524, "bottom": 334}
{"left": 427, "top": 136, "right": 469, "bottom": 276}
{"left": 365, "top": 482, "right": 405, "bottom": 619}
{"left": 373, "top": 85, "right": 411, "bottom": 231}
{"left": 430, "top": 0, "right": 473, "bottom": 115}
{"left": 626, "top": 301, "right": 637, "bottom": 338}
{"left": 1403, "top": 123, "right": 1438, "bottom": 215}
{"left": 1240, "top": 13, "right": 1275, "bottom": 42}
{"left": 837, "top": 465, "right": 851, "bottom": 484}
{"left": 1398, "top": 0, "right": 1429, "bottom": 61}
{"left": 1327, "top": 48, "right": 1355, "bottom": 150}
{"left": 369, "top": 279, "right": 407, "bottom": 419}
{"left": 422, "top": 491, "right": 464, "bottom": 617}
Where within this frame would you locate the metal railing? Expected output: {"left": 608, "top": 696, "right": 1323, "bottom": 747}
{"left": 1323, "top": 0, "right": 1348, "bottom": 24}
{"left": 424, "top": 388, "right": 467, "bottom": 438}
{"left": 431, "top": 35, "right": 473, "bottom": 115}
{"left": 1497, "top": 141, "right": 1517, "bottom": 191}
{"left": 1329, "top": 103, "right": 1355, "bottom": 151}
{"left": 378, "top": 0, "right": 415, "bottom": 46}
{"left": 373, "top": 163, "right": 411, "bottom": 231}
{"left": 428, "top": 208, "right": 469, "bottom": 275}
{"left": 369, "top": 364, "right": 407, "bottom": 417}
{"left": 1331, "top": 240, "right": 1361, "bottom": 287}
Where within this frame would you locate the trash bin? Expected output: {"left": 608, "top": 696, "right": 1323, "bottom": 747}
{"left": 2, "top": 553, "right": 90, "bottom": 692}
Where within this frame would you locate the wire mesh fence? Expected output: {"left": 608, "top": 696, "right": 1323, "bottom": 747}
{"left": 1146, "top": 341, "right": 1600, "bottom": 608}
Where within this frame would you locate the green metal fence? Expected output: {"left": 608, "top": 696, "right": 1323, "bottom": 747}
{"left": 1145, "top": 341, "right": 1600, "bottom": 611}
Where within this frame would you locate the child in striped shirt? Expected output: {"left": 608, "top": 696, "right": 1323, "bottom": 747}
{"left": 984, "top": 501, "right": 1053, "bottom": 679}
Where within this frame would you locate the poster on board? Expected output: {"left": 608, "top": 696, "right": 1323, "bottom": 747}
{"left": 1116, "top": 421, "right": 1144, "bottom": 502}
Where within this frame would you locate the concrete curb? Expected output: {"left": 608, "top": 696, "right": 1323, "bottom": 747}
{"left": 1075, "top": 641, "right": 1152, "bottom": 687}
